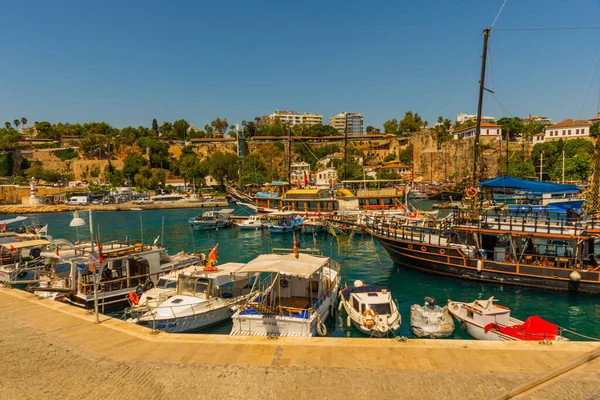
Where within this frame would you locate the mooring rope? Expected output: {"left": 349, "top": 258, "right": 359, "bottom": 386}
{"left": 560, "top": 327, "right": 600, "bottom": 342}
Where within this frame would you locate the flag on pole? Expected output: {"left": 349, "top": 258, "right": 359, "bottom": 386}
{"left": 96, "top": 235, "right": 104, "bottom": 263}
{"left": 303, "top": 171, "right": 308, "bottom": 187}
{"left": 55, "top": 246, "right": 59, "bottom": 256}
{"left": 208, "top": 243, "right": 218, "bottom": 265}
{"left": 293, "top": 231, "right": 298, "bottom": 257}
{"left": 9, "top": 244, "right": 16, "bottom": 253}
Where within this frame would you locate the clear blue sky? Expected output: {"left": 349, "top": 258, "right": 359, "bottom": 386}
{"left": 2, "top": 0, "right": 600, "bottom": 130}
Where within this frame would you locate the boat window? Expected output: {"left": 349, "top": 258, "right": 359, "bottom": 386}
{"left": 171, "top": 298, "right": 184, "bottom": 304}
{"left": 367, "top": 293, "right": 378, "bottom": 297}
{"left": 157, "top": 278, "right": 176, "bottom": 289}
{"left": 352, "top": 296, "right": 360, "bottom": 310}
{"left": 368, "top": 303, "right": 392, "bottom": 314}
{"left": 467, "top": 310, "right": 474, "bottom": 318}
{"left": 369, "top": 199, "right": 379, "bottom": 205}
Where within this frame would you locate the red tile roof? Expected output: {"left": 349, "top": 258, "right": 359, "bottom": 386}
{"left": 547, "top": 119, "right": 591, "bottom": 129}
{"left": 453, "top": 122, "right": 501, "bottom": 133}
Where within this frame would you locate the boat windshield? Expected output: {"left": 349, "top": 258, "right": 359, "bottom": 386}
{"left": 157, "top": 278, "right": 177, "bottom": 289}
{"left": 366, "top": 303, "right": 392, "bottom": 315}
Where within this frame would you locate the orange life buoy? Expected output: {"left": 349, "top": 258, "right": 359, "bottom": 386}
{"left": 440, "top": 248, "right": 446, "bottom": 255}
{"left": 409, "top": 211, "right": 418, "bottom": 218}
{"left": 465, "top": 187, "right": 479, "bottom": 199}
{"left": 421, "top": 246, "right": 427, "bottom": 252}
{"left": 408, "top": 244, "right": 413, "bottom": 250}
{"left": 128, "top": 291, "right": 139, "bottom": 305}
{"left": 362, "top": 308, "right": 377, "bottom": 328}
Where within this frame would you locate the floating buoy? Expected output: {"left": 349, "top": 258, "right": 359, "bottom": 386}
{"left": 569, "top": 270, "right": 581, "bottom": 282}
{"left": 347, "top": 315, "right": 351, "bottom": 327}
{"left": 477, "top": 260, "right": 483, "bottom": 273}
{"left": 354, "top": 280, "right": 364, "bottom": 288}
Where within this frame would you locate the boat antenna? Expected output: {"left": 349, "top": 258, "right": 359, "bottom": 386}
{"left": 161, "top": 215, "right": 165, "bottom": 247}
{"left": 584, "top": 138, "right": 600, "bottom": 215}
{"left": 140, "top": 214, "right": 144, "bottom": 244}
{"left": 189, "top": 225, "right": 196, "bottom": 252}
{"left": 473, "top": 27, "right": 491, "bottom": 185}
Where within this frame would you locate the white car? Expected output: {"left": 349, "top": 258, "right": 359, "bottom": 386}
{"left": 134, "top": 198, "right": 153, "bottom": 205}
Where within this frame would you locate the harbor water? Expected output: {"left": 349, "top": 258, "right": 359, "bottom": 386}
{"left": 17, "top": 205, "right": 600, "bottom": 339}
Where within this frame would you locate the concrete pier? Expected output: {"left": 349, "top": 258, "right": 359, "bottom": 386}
{"left": 1, "top": 287, "right": 598, "bottom": 399}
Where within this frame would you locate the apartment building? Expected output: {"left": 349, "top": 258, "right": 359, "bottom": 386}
{"left": 543, "top": 119, "right": 592, "bottom": 142}
{"left": 329, "top": 112, "right": 364, "bottom": 135}
{"left": 270, "top": 110, "right": 323, "bottom": 126}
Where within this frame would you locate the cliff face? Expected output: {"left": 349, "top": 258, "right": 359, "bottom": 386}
{"left": 406, "top": 130, "right": 526, "bottom": 182}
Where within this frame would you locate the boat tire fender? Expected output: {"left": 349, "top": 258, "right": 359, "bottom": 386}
{"left": 144, "top": 280, "right": 154, "bottom": 291}
{"left": 316, "top": 320, "right": 327, "bottom": 336}
{"left": 460, "top": 320, "right": 467, "bottom": 331}
{"left": 280, "top": 278, "right": 289, "bottom": 288}
{"left": 135, "top": 285, "right": 144, "bottom": 296}
{"left": 17, "top": 271, "right": 28, "bottom": 279}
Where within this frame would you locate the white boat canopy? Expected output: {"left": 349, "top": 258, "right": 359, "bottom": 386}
{"left": 0, "top": 216, "right": 28, "bottom": 225}
{"left": 0, "top": 239, "right": 51, "bottom": 249}
{"left": 234, "top": 253, "right": 329, "bottom": 278}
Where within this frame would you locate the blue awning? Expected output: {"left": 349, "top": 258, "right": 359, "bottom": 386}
{"left": 479, "top": 176, "right": 579, "bottom": 194}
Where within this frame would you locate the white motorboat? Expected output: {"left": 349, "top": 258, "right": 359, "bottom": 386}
{"left": 301, "top": 216, "right": 326, "bottom": 234}
{"left": 268, "top": 212, "right": 303, "bottom": 234}
{"left": 188, "top": 209, "right": 234, "bottom": 231}
{"left": 448, "top": 296, "right": 567, "bottom": 342}
{"left": 238, "top": 215, "right": 268, "bottom": 230}
{"left": 132, "top": 262, "right": 256, "bottom": 333}
{"left": 410, "top": 297, "right": 454, "bottom": 338}
{"left": 338, "top": 280, "right": 401, "bottom": 337}
{"left": 230, "top": 251, "right": 340, "bottom": 337}
{"left": 0, "top": 238, "right": 63, "bottom": 284}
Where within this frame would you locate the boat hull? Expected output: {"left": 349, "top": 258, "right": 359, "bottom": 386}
{"left": 137, "top": 304, "right": 235, "bottom": 333}
{"left": 189, "top": 222, "right": 232, "bottom": 231}
{"left": 372, "top": 232, "right": 600, "bottom": 293}
{"left": 301, "top": 225, "right": 325, "bottom": 234}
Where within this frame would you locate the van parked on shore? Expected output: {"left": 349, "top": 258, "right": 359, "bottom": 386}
{"left": 67, "top": 196, "right": 89, "bottom": 205}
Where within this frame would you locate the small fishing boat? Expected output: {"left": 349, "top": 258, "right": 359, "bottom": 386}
{"left": 237, "top": 215, "right": 268, "bottom": 230}
{"left": 131, "top": 262, "right": 256, "bottom": 333}
{"left": 268, "top": 212, "right": 303, "bottom": 234}
{"left": 301, "top": 216, "right": 326, "bottom": 234}
{"left": 410, "top": 297, "right": 454, "bottom": 338}
{"left": 188, "top": 209, "right": 234, "bottom": 231}
{"left": 448, "top": 296, "right": 567, "bottom": 341}
{"left": 338, "top": 280, "right": 401, "bottom": 337}
{"left": 230, "top": 251, "right": 340, "bottom": 337}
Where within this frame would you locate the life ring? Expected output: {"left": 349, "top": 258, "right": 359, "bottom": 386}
{"left": 465, "top": 187, "right": 479, "bottom": 199}
{"left": 440, "top": 248, "right": 446, "bottom": 255}
{"left": 144, "top": 280, "right": 154, "bottom": 291}
{"left": 128, "top": 291, "right": 139, "bottom": 305}
{"left": 408, "top": 244, "right": 413, "bottom": 250}
{"left": 361, "top": 308, "right": 377, "bottom": 328}
{"left": 421, "top": 246, "right": 427, "bottom": 252}
{"left": 409, "top": 211, "right": 418, "bottom": 218}
{"left": 17, "top": 271, "right": 28, "bottom": 279}
{"left": 280, "top": 278, "right": 289, "bottom": 288}
{"left": 135, "top": 285, "right": 144, "bottom": 296}
{"left": 460, "top": 320, "right": 467, "bottom": 331}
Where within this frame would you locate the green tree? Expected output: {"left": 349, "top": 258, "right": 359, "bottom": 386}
{"left": 366, "top": 126, "right": 381, "bottom": 134}
{"left": 13, "top": 119, "right": 20, "bottom": 131}
{"left": 336, "top": 157, "right": 364, "bottom": 181}
{"left": 208, "top": 151, "right": 239, "bottom": 186}
{"left": 239, "top": 152, "right": 268, "bottom": 185}
{"left": 399, "top": 144, "right": 413, "bottom": 166}
{"left": 565, "top": 154, "right": 591, "bottom": 181}
{"left": 178, "top": 152, "right": 208, "bottom": 189}
{"left": 122, "top": 152, "right": 149, "bottom": 181}
{"left": 497, "top": 117, "right": 524, "bottom": 140}
{"left": 383, "top": 119, "right": 399, "bottom": 134}
{"left": 433, "top": 116, "right": 453, "bottom": 147}
{"left": 4, "top": 122, "right": 10, "bottom": 130}
{"left": 398, "top": 111, "right": 423, "bottom": 135}
{"left": 591, "top": 122, "right": 600, "bottom": 138}
{"left": 20, "top": 117, "right": 27, "bottom": 128}
{"left": 152, "top": 118, "right": 159, "bottom": 132}
{"left": 159, "top": 121, "right": 173, "bottom": 137}
{"left": 104, "top": 162, "right": 124, "bottom": 187}
{"left": 173, "top": 119, "right": 190, "bottom": 140}
{"left": 211, "top": 118, "right": 229, "bottom": 137}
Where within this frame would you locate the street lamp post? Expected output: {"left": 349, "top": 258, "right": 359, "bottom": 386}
{"left": 70, "top": 209, "right": 99, "bottom": 323}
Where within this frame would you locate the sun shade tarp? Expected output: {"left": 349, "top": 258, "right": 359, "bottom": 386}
{"left": 0, "top": 239, "right": 51, "bottom": 249}
{"left": 235, "top": 253, "right": 328, "bottom": 278}
{"left": 484, "top": 316, "right": 558, "bottom": 340}
{"left": 0, "top": 216, "right": 28, "bottom": 225}
{"left": 479, "top": 176, "right": 578, "bottom": 194}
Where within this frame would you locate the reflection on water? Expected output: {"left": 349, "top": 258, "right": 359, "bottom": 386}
{"left": 15, "top": 206, "right": 600, "bottom": 339}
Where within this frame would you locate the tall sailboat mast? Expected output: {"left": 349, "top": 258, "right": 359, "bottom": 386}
{"left": 472, "top": 27, "right": 491, "bottom": 183}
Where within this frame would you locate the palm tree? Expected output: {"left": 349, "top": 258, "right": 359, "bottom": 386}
{"left": 13, "top": 119, "right": 20, "bottom": 131}
{"left": 4, "top": 122, "right": 10, "bottom": 130}
{"left": 20, "top": 117, "right": 27, "bottom": 127}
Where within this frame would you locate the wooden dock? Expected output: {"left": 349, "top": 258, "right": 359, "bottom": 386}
{"left": 0, "top": 287, "right": 598, "bottom": 399}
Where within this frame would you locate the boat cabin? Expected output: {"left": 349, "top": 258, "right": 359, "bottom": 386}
{"left": 342, "top": 285, "right": 393, "bottom": 315}
{"left": 176, "top": 263, "right": 252, "bottom": 300}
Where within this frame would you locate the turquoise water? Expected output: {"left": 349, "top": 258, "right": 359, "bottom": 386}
{"left": 15, "top": 206, "right": 600, "bottom": 340}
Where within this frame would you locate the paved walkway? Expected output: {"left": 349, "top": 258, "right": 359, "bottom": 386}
{"left": 0, "top": 288, "right": 598, "bottom": 400}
